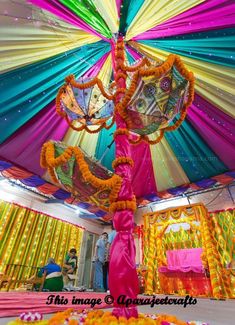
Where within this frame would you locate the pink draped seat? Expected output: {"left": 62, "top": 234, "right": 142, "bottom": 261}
{"left": 159, "top": 248, "right": 204, "bottom": 273}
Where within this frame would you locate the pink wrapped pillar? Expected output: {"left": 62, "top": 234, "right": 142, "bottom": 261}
{"left": 108, "top": 37, "right": 139, "bottom": 318}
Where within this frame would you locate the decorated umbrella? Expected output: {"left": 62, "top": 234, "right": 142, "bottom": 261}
{"left": 0, "top": 0, "right": 235, "bottom": 318}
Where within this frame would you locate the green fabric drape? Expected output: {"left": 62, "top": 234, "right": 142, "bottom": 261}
{"left": 119, "top": 0, "right": 145, "bottom": 35}
{"left": 165, "top": 119, "right": 228, "bottom": 182}
{"left": 139, "top": 29, "right": 235, "bottom": 67}
{"left": 58, "top": 0, "right": 112, "bottom": 38}
{"left": 0, "top": 41, "right": 110, "bottom": 143}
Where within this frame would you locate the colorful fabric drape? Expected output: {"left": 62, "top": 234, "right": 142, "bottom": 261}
{"left": 139, "top": 29, "right": 235, "bottom": 67}
{"left": 125, "top": 0, "right": 205, "bottom": 40}
{"left": 134, "top": 0, "right": 235, "bottom": 39}
{"left": 0, "top": 0, "right": 234, "bottom": 211}
{"left": 0, "top": 10, "right": 100, "bottom": 73}
{"left": 0, "top": 41, "right": 110, "bottom": 143}
{"left": 0, "top": 200, "right": 84, "bottom": 286}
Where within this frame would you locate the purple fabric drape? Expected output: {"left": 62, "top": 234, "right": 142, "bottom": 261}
{"left": 134, "top": 0, "right": 235, "bottom": 39}
{"left": 28, "top": 0, "right": 107, "bottom": 40}
{"left": 187, "top": 94, "right": 235, "bottom": 170}
{"left": 0, "top": 102, "right": 68, "bottom": 176}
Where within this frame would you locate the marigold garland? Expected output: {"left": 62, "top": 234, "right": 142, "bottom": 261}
{"left": 115, "top": 72, "right": 127, "bottom": 82}
{"left": 13, "top": 309, "right": 197, "bottom": 325}
{"left": 64, "top": 116, "right": 115, "bottom": 133}
{"left": 56, "top": 38, "right": 194, "bottom": 147}
{"left": 114, "top": 128, "right": 130, "bottom": 138}
{"left": 114, "top": 52, "right": 195, "bottom": 145}
{"left": 120, "top": 56, "right": 151, "bottom": 72}
{"left": 40, "top": 142, "right": 122, "bottom": 204}
{"left": 112, "top": 157, "right": 134, "bottom": 169}
{"left": 109, "top": 197, "right": 137, "bottom": 213}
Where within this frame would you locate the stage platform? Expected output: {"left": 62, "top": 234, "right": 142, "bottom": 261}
{"left": 0, "top": 291, "right": 109, "bottom": 317}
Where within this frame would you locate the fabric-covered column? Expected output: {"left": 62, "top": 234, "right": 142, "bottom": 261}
{"left": 108, "top": 37, "right": 139, "bottom": 318}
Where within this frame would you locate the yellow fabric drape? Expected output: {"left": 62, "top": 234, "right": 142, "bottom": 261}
{"left": 62, "top": 54, "right": 113, "bottom": 155}
{"left": 130, "top": 42, "right": 235, "bottom": 117}
{"left": 62, "top": 127, "right": 99, "bottom": 157}
{"left": 92, "top": 0, "right": 119, "bottom": 34}
{"left": 126, "top": 0, "right": 205, "bottom": 40}
{"left": 97, "top": 53, "right": 113, "bottom": 88}
{"left": 0, "top": 14, "right": 100, "bottom": 73}
{"left": 195, "top": 80, "right": 235, "bottom": 118}
{"left": 149, "top": 136, "right": 189, "bottom": 191}
{"left": 0, "top": 201, "right": 83, "bottom": 282}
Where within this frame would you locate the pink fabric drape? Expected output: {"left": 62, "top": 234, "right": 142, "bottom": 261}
{"left": 115, "top": 0, "right": 122, "bottom": 17}
{"left": 83, "top": 52, "right": 110, "bottom": 78}
{"left": 126, "top": 45, "right": 142, "bottom": 60}
{"left": 159, "top": 248, "right": 204, "bottom": 273}
{"left": 0, "top": 102, "right": 68, "bottom": 176}
{"left": 130, "top": 140, "right": 157, "bottom": 197}
{"left": 188, "top": 94, "right": 235, "bottom": 170}
{"left": 109, "top": 39, "right": 139, "bottom": 318}
{"left": 134, "top": 0, "right": 235, "bottom": 39}
{"left": 29, "top": 0, "right": 107, "bottom": 40}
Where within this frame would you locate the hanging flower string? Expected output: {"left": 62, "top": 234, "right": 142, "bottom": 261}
{"left": 40, "top": 142, "right": 122, "bottom": 204}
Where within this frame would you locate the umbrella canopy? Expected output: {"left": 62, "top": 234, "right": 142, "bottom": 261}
{"left": 0, "top": 0, "right": 234, "bottom": 211}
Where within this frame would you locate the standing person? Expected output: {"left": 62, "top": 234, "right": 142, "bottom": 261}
{"left": 103, "top": 238, "right": 109, "bottom": 292}
{"left": 108, "top": 221, "right": 117, "bottom": 248}
{"left": 93, "top": 232, "right": 108, "bottom": 292}
{"left": 104, "top": 222, "right": 117, "bottom": 292}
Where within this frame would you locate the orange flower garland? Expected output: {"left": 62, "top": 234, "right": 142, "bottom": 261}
{"left": 114, "top": 128, "right": 130, "bottom": 138}
{"left": 40, "top": 142, "right": 122, "bottom": 204}
{"left": 109, "top": 197, "right": 137, "bottom": 213}
{"left": 55, "top": 38, "right": 194, "bottom": 146}
{"left": 43, "top": 309, "right": 197, "bottom": 325}
{"left": 112, "top": 48, "right": 195, "bottom": 145}
{"left": 112, "top": 157, "right": 134, "bottom": 169}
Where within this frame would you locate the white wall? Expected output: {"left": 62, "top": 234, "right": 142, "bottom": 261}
{"left": 0, "top": 180, "right": 104, "bottom": 234}
{"left": 135, "top": 185, "right": 235, "bottom": 225}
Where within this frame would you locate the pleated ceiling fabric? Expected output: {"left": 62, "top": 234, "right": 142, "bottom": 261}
{"left": 0, "top": 0, "right": 234, "bottom": 202}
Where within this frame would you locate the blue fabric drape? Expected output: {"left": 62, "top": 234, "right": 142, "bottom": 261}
{"left": 165, "top": 119, "right": 228, "bottom": 182}
{"left": 139, "top": 28, "right": 235, "bottom": 67}
{"left": 95, "top": 124, "right": 116, "bottom": 171}
{"left": 0, "top": 41, "right": 110, "bottom": 143}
